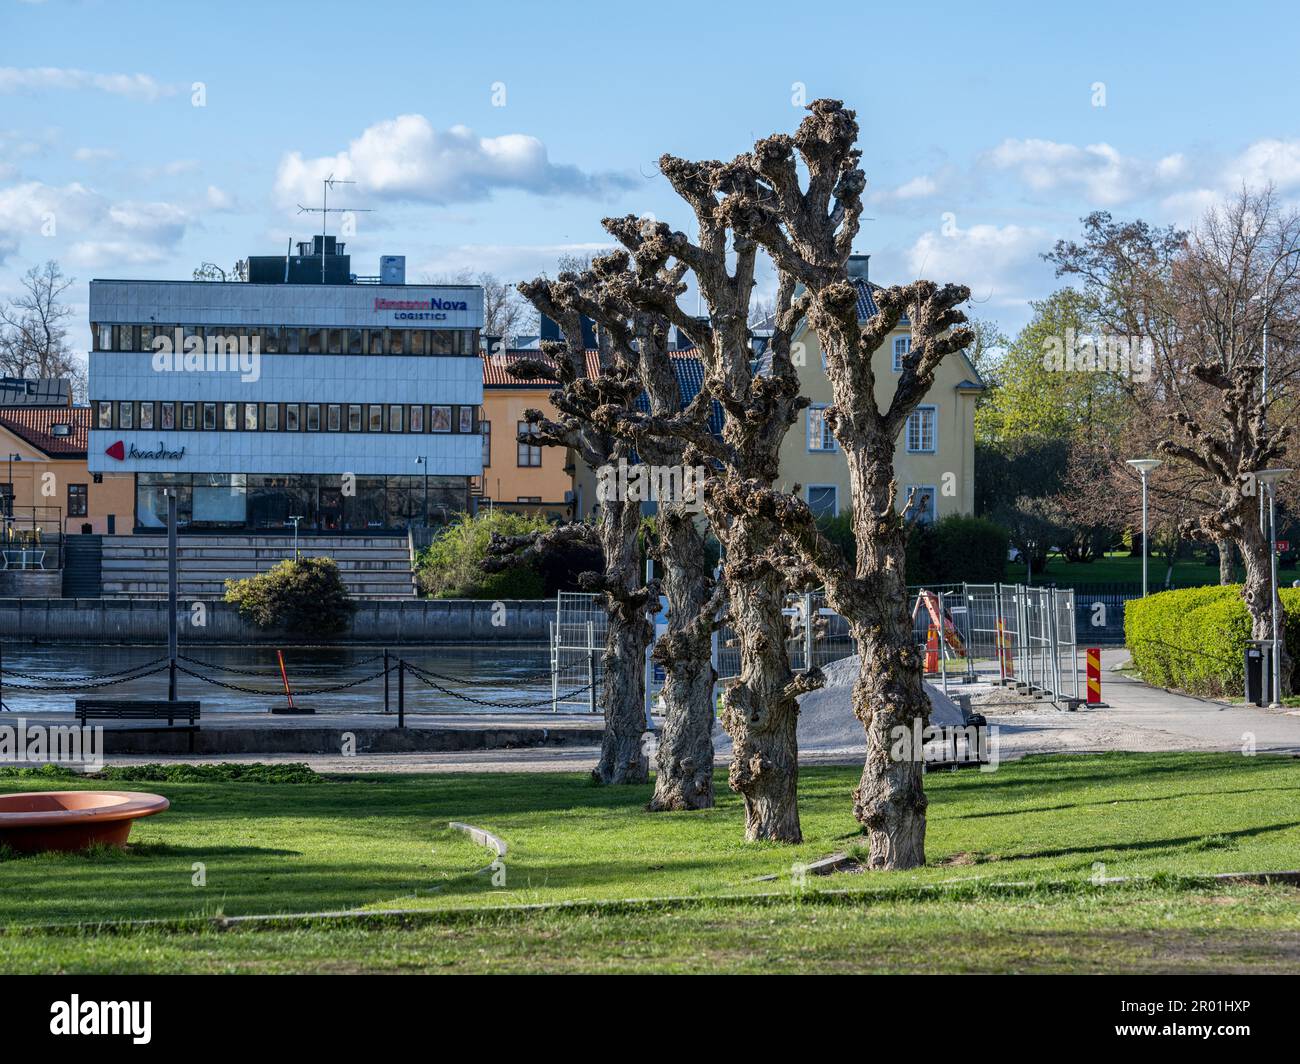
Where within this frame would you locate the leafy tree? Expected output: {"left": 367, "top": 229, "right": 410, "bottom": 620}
{"left": 415, "top": 510, "right": 550, "bottom": 598}
{"left": 225, "top": 557, "right": 355, "bottom": 636}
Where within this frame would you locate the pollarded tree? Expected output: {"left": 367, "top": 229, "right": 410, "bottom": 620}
{"left": 720, "top": 99, "right": 974, "bottom": 868}
{"left": 1047, "top": 189, "right": 1300, "bottom": 690}
{"left": 486, "top": 269, "right": 654, "bottom": 785}
{"left": 562, "top": 251, "right": 724, "bottom": 811}
{"left": 605, "top": 174, "right": 822, "bottom": 842}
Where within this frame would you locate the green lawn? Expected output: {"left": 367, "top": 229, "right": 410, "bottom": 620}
{"left": 1009, "top": 551, "right": 1256, "bottom": 588}
{"left": 2, "top": 752, "right": 1299, "bottom": 972}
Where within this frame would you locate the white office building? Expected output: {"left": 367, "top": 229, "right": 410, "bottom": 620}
{"left": 87, "top": 238, "right": 484, "bottom": 532}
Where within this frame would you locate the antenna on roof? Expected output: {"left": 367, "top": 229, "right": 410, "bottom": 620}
{"left": 296, "top": 174, "right": 373, "bottom": 283}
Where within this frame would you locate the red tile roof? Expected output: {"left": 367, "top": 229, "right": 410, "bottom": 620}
{"left": 482, "top": 347, "right": 702, "bottom": 387}
{"left": 0, "top": 405, "right": 90, "bottom": 457}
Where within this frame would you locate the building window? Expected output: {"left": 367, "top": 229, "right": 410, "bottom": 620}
{"left": 892, "top": 335, "right": 910, "bottom": 371}
{"left": 458, "top": 406, "right": 474, "bottom": 434}
{"left": 285, "top": 404, "right": 300, "bottom": 432}
{"left": 388, "top": 329, "right": 405, "bottom": 355}
{"left": 223, "top": 402, "right": 238, "bottom": 431}
{"left": 906, "top": 405, "right": 936, "bottom": 453}
{"left": 67, "top": 483, "right": 88, "bottom": 518}
{"left": 348, "top": 405, "right": 362, "bottom": 432}
{"left": 264, "top": 404, "right": 279, "bottom": 431}
{"left": 517, "top": 496, "right": 541, "bottom": 504}
{"left": 388, "top": 405, "right": 403, "bottom": 432}
{"left": 202, "top": 403, "right": 216, "bottom": 430}
{"left": 327, "top": 404, "right": 341, "bottom": 432}
{"left": 807, "top": 485, "right": 838, "bottom": 518}
{"left": 807, "top": 406, "right": 836, "bottom": 451}
{"left": 244, "top": 403, "right": 259, "bottom": 431}
{"left": 306, "top": 404, "right": 321, "bottom": 432}
{"left": 904, "top": 485, "right": 937, "bottom": 524}
{"left": 367, "top": 405, "right": 383, "bottom": 432}
{"left": 115, "top": 324, "right": 136, "bottom": 351}
{"left": 408, "top": 405, "right": 424, "bottom": 433}
{"left": 95, "top": 324, "right": 112, "bottom": 351}
{"left": 408, "top": 331, "right": 426, "bottom": 356}
{"left": 430, "top": 406, "right": 451, "bottom": 433}
{"left": 481, "top": 421, "right": 491, "bottom": 467}
{"left": 138, "top": 402, "right": 154, "bottom": 430}
{"left": 118, "top": 402, "right": 133, "bottom": 430}
{"left": 96, "top": 401, "right": 112, "bottom": 429}
{"left": 160, "top": 402, "right": 175, "bottom": 430}
{"left": 182, "top": 403, "right": 197, "bottom": 430}
{"left": 306, "top": 328, "right": 322, "bottom": 354}
{"left": 517, "top": 421, "right": 542, "bottom": 467}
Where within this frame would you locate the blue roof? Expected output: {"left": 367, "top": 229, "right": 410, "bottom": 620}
{"left": 633, "top": 352, "right": 723, "bottom": 439}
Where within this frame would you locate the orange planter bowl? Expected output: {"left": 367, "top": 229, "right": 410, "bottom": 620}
{"left": 0, "top": 791, "right": 169, "bottom": 854}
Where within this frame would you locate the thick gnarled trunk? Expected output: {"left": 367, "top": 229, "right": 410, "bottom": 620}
{"left": 593, "top": 495, "right": 651, "bottom": 785}
{"left": 647, "top": 507, "right": 716, "bottom": 811}
{"left": 1239, "top": 520, "right": 1290, "bottom": 698}
{"left": 717, "top": 514, "right": 802, "bottom": 842}
{"left": 842, "top": 450, "right": 929, "bottom": 868}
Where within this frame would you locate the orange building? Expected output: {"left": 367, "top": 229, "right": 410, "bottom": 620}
{"left": 477, "top": 353, "right": 574, "bottom": 519}
{"left": 0, "top": 405, "right": 136, "bottom": 537}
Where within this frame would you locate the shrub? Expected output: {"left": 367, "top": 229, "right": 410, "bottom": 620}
{"left": 224, "top": 557, "right": 355, "bottom": 637}
{"left": 1124, "top": 585, "right": 1300, "bottom": 697}
{"left": 906, "top": 514, "right": 1009, "bottom": 585}
{"left": 415, "top": 510, "right": 552, "bottom": 599}
{"left": 97, "top": 762, "right": 322, "bottom": 784}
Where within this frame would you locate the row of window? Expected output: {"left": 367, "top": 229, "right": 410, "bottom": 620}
{"left": 95, "top": 400, "right": 479, "bottom": 435}
{"left": 93, "top": 323, "right": 480, "bottom": 357}
{"left": 820, "top": 335, "right": 912, "bottom": 371}
{"left": 807, "top": 404, "right": 936, "bottom": 453}
{"left": 478, "top": 421, "right": 544, "bottom": 469}
{"left": 805, "top": 483, "right": 935, "bottom": 522}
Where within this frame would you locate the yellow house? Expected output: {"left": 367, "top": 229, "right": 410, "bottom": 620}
{"left": 477, "top": 352, "right": 574, "bottom": 519}
{"left": 777, "top": 257, "right": 982, "bottom": 522}
{"left": 0, "top": 405, "right": 136, "bottom": 536}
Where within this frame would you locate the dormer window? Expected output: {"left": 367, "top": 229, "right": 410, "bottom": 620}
{"left": 51, "top": 423, "right": 71, "bottom": 436}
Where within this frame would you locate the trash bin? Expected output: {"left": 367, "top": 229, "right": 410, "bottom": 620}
{"left": 1245, "top": 641, "right": 1273, "bottom": 707}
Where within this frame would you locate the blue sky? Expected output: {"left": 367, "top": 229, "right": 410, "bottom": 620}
{"left": 3, "top": 0, "right": 1299, "bottom": 353}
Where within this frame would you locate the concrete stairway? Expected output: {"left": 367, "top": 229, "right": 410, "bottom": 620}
{"left": 62, "top": 534, "right": 103, "bottom": 597}
{"left": 99, "top": 534, "right": 416, "bottom": 600}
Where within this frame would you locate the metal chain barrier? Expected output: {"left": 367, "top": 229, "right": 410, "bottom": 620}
{"left": 403, "top": 660, "right": 593, "bottom": 710}
{"left": 172, "top": 662, "right": 390, "bottom": 695}
{"left": 176, "top": 652, "right": 385, "bottom": 677}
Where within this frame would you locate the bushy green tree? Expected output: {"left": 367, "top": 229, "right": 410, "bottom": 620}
{"left": 224, "top": 557, "right": 355, "bottom": 637}
{"left": 415, "top": 510, "right": 552, "bottom": 599}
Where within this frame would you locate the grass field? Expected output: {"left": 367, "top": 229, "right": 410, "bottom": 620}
{"left": 2, "top": 753, "right": 1298, "bottom": 973}
{"left": 1006, "top": 551, "right": 1253, "bottom": 588}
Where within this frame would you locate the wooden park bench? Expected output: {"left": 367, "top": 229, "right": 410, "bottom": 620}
{"left": 74, "top": 699, "right": 201, "bottom": 753}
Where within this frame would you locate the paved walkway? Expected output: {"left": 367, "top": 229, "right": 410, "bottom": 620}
{"left": 63, "top": 647, "right": 1300, "bottom": 774}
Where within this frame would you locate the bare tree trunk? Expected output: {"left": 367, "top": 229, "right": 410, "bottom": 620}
{"left": 593, "top": 495, "right": 651, "bottom": 785}
{"left": 718, "top": 512, "right": 803, "bottom": 842}
{"left": 1239, "top": 522, "right": 1291, "bottom": 697}
{"left": 1217, "top": 537, "right": 1235, "bottom": 585}
{"left": 843, "top": 450, "right": 929, "bottom": 868}
{"left": 647, "top": 507, "right": 716, "bottom": 810}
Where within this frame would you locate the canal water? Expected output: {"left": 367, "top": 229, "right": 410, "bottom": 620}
{"left": 0, "top": 643, "right": 561, "bottom": 716}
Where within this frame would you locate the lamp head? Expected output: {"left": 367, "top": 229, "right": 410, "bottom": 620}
{"left": 1253, "top": 467, "right": 1293, "bottom": 487}
{"left": 1126, "top": 458, "right": 1162, "bottom": 476}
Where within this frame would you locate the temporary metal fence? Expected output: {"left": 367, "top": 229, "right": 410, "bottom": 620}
{"left": 550, "top": 591, "right": 606, "bottom": 713}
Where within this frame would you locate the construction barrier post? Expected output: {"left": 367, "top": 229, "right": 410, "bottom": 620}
{"left": 925, "top": 626, "right": 940, "bottom": 674}
{"left": 1086, "top": 647, "right": 1103, "bottom": 705}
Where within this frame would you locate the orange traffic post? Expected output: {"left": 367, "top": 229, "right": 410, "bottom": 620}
{"left": 996, "top": 618, "right": 1014, "bottom": 679}
{"left": 1085, "top": 647, "right": 1103, "bottom": 705}
{"left": 276, "top": 648, "right": 296, "bottom": 711}
{"left": 925, "top": 626, "right": 940, "bottom": 674}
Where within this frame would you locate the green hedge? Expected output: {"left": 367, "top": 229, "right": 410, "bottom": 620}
{"left": 1124, "top": 584, "right": 1300, "bottom": 697}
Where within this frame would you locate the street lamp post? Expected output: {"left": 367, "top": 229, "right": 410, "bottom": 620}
{"left": 1126, "top": 458, "right": 1163, "bottom": 597}
{"left": 288, "top": 515, "right": 303, "bottom": 560}
{"left": 414, "top": 456, "right": 428, "bottom": 527}
{"left": 1253, "top": 467, "right": 1292, "bottom": 709}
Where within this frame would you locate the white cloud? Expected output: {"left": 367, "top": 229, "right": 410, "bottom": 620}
{"left": 414, "top": 242, "right": 616, "bottom": 282}
{"left": 908, "top": 221, "right": 1054, "bottom": 309}
{"left": 983, "top": 138, "right": 1187, "bottom": 206}
{"left": 870, "top": 174, "right": 939, "bottom": 203}
{"left": 0, "top": 67, "right": 175, "bottom": 101}
{"left": 73, "top": 147, "right": 118, "bottom": 163}
{"left": 0, "top": 181, "right": 190, "bottom": 266}
{"left": 1224, "top": 139, "right": 1300, "bottom": 192}
{"left": 274, "top": 115, "right": 637, "bottom": 207}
